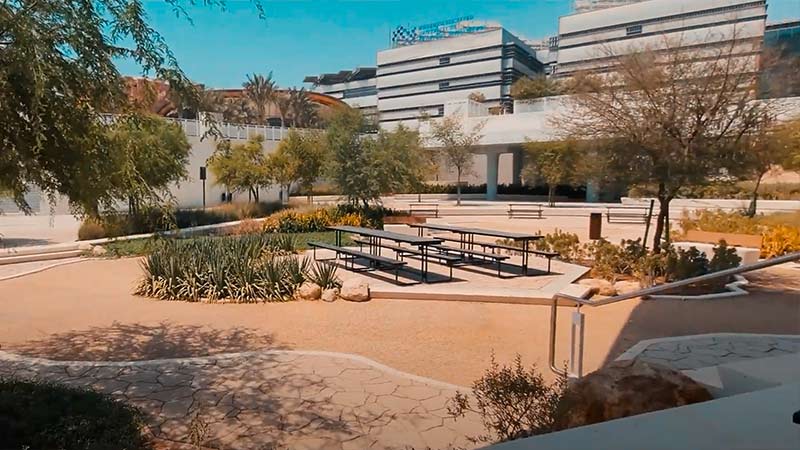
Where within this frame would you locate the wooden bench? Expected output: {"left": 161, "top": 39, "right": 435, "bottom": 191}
{"left": 409, "top": 203, "right": 439, "bottom": 218}
{"left": 354, "top": 239, "right": 461, "bottom": 279}
{"left": 430, "top": 244, "right": 509, "bottom": 277}
{"left": 308, "top": 241, "right": 406, "bottom": 282}
{"left": 435, "top": 236, "right": 559, "bottom": 274}
{"left": 606, "top": 206, "right": 650, "bottom": 224}
{"left": 507, "top": 203, "right": 544, "bottom": 219}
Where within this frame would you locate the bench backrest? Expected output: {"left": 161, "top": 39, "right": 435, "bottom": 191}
{"left": 684, "top": 230, "right": 763, "bottom": 248}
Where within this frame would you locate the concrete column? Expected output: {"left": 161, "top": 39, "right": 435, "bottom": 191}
{"left": 511, "top": 150, "right": 524, "bottom": 185}
{"left": 586, "top": 179, "right": 600, "bottom": 203}
{"left": 486, "top": 152, "right": 500, "bottom": 201}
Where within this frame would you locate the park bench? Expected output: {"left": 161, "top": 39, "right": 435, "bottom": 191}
{"left": 507, "top": 203, "right": 544, "bottom": 219}
{"left": 434, "top": 236, "right": 558, "bottom": 274}
{"left": 430, "top": 243, "right": 508, "bottom": 277}
{"left": 606, "top": 206, "right": 650, "bottom": 224}
{"left": 308, "top": 241, "right": 406, "bottom": 283}
{"left": 353, "top": 239, "right": 461, "bottom": 279}
{"left": 409, "top": 203, "right": 439, "bottom": 218}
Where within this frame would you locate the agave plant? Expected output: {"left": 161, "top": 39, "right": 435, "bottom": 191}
{"left": 136, "top": 234, "right": 312, "bottom": 303}
{"left": 308, "top": 261, "right": 341, "bottom": 290}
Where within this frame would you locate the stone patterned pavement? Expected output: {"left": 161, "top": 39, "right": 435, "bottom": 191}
{"left": 628, "top": 334, "right": 800, "bottom": 371}
{"left": 0, "top": 350, "right": 483, "bottom": 450}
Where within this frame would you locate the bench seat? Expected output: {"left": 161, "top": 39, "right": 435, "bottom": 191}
{"left": 308, "top": 241, "right": 406, "bottom": 282}
{"left": 353, "top": 239, "right": 461, "bottom": 279}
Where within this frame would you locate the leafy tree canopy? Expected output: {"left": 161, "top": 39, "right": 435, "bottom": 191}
{"left": 0, "top": 0, "right": 262, "bottom": 215}
{"left": 523, "top": 140, "right": 584, "bottom": 206}
{"left": 208, "top": 135, "right": 270, "bottom": 202}
{"left": 426, "top": 114, "right": 485, "bottom": 205}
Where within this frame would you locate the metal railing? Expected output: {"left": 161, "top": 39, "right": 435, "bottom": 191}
{"left": 548, "top": 251, "right": 800, "bottom": 378}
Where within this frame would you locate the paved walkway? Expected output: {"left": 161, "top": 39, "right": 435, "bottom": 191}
{"left": 0, "top": 350, "right": 482, "bottom": 450}
{"left": 621, "top": 334, "right": 800, "bottom": 371}
{"left": 0, "top": 257, "right": 85, "bottom": 281}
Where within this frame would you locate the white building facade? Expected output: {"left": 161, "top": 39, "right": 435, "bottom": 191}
{"left": 555, "top": 0, "right": 768, "bottom": 77}
{"left": 376, "top": 28, "right": 543, "bottom": 128}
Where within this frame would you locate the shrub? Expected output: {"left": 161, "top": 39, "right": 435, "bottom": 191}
{"left": 667, "top": 246, "right": 709, "bottom": 281}
{"left": 533, "top": 229, "right": 585, "bottom": 263}
{"left": 678, "top": 209, "right": 800, "bottom": 257}
{"left": 78, "top": 202, "right": 283, "bottom": 240}
{"left": 708, "top": 240, "right": 742, "bottom": 273}
{"left": 261, "top": 204, "right": 391, "bottom": 234}
{"left": 135, "top": 234, "right": 315, "bottom": 302}
{"left": 77, "top": 218, "right": 110, "bottom": 240}
{"left": 585, "top": 239, "right": 646, "bottom": 281}
{"left": 307, "top": 261, "right": 342, "bottom": 289}
{"left": 448, "top": 355, "right": 567, "bottom": 443}
{"left": 0, "top": 378, "right": 150, "bottom": 450}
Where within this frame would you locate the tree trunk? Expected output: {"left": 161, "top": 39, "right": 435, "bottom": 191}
{"left": 456, "top": 170, "right": 462, "bottom": 206}
{"left": 747, "top": 172, "right": 765, "bottom": 218}
{"left": 548, "top": 185, "right": 556, "bottom": 207}
{"left": 651, "top": 183, "right": 672, "bottom": 252}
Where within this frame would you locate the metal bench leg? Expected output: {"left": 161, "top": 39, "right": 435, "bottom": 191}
{"left": 548, "top": 257, "right": 552, "bottom": 274}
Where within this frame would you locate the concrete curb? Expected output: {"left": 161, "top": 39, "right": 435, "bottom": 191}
{"left": 0, "top": 348, "right": 469, "bottom": 392}
{"left": 0, "top": 258, "right": 88, "bottom": 282}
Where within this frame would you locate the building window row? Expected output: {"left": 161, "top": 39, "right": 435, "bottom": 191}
{"left": 342, "top": 86, "right": 378, "bottom": 99}
{"left": 559, "top": 0, "right": 766, "bottom": 40}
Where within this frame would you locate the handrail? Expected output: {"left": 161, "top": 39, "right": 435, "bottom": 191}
{"left": 549, "top": 251, "right": 800, "bottom": 378}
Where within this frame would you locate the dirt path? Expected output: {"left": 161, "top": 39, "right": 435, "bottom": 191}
{"left": 1, "top": 258, "right": 798, "bottom": 385}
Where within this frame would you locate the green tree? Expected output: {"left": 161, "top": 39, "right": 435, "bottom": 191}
{"left": 736, "top": 117, "right": 800, "bottom": 216}
{"left": 426, "top": 114, "right": 485, "bottom": 206}
{"left": 557, "top": 37, "right": 773, "bottom": 251}
{"left": 511, "top": 75, "right": 564, "bottom": 100}
{"left": 208, "top": 136, "right": 270, "bottom": 202}
{"left": 265, "top": 145, "right": 299, "bottom": 205}
{"left": 243, "top": 72, "right": 276, "bottom": 125}
{"left": 106, "top": 115, "right": 191, "bottom": 214}
{"left": 0, "top": 0, "right": 263, "bottom": 215}
{"left": 523, "top": 140, "right": 583, "bottom": 206}
{"left": 290, "top": 88, "right": 318, "bottom": 128}
{"left": 275, "top": 130, "right": 327, "bottom": 203}
{"left": 326, "top": 109, "right": 427, "bottom": 206}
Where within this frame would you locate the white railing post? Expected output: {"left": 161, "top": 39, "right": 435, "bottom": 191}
{"left": 569, "top": 309, "right": 585, "bottom": 378}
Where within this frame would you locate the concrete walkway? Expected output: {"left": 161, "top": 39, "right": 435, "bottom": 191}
{"left": 0, "top": 350, "right": 482, "bottom": 450}
{"left": 619, "top": 334, "right": 800, "bottom": 370}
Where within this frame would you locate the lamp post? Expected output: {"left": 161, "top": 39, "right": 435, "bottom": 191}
{"left": 199, "top": 166, "right": 207, "bottom": 209}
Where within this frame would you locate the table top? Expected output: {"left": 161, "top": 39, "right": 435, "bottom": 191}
{"left": 407, "top": 223, "right": 542, "bottom": 240}
{"left": 328, "top": 225, "right": 442, "bottom": 245}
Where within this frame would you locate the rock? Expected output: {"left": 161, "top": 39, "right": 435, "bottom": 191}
{"left": 578, "top": 278, "right": 617, "bottom": 297}
{"left": 614, "top": 280, "right": 642, "bottom": 296}
{"left": 77, "top": 242, "right": 93, "bottom": 251}
{"left": 555, "top": 359, "right": 712, "bottom": 431}
{"left": 339, "top": 279, "right": 370, "bottom": 302}
{"left": 321, "top": 288, "right": 338, "bottom": 303}
{"left": 90, "top": 245, "right": 107, "bottom": 256}
{"left": 297, "top": 282, "right": 321, "bottom": 301}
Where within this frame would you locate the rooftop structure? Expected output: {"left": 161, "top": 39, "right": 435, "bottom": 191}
{"left": 572, "top": 0, "right": 645, "bottom": 13}
{"left": 304, "top": 67, "right": 378, "bottom": 118}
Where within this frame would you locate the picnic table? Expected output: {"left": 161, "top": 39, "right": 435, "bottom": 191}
{"left": 326, "top": 225, "right": 442, "bottom": 282}
{"left": 407, "top": 223, "right": 544, "bottom": 275}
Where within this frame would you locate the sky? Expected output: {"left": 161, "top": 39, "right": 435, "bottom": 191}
{"left": 116, "top": 0, "right": 800, "bottom": 89}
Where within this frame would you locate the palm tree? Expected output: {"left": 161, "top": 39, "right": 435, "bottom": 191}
{"left": 242, "top": 72, "right": 276, "bottom": 125}
{"left": 275, "top": 93, "right": 292, "bottom": 127}
{"left": 223, "top": 98, "right": 255, "bottom": 124}
{"left": 289, "top": 88, "right": 318, "bottom": 128}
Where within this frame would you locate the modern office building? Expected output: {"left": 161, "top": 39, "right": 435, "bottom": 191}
{"left": 554, "top": 0, "right": 768, "bottom": 78}
{"left": 573, "top": 0, "right": 644, "bottom": 13}
{"left": 303, "top": 68, "right": 378, "bottom": 120}
{"left": 761, "top": 19, "right": 800, "bottom": 98}
{"left": 375, "top": 27, "right": 543, "bottom": 127}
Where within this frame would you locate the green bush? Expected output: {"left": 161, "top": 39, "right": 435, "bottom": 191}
{"left": 629, "top": 182, "right": 800, "bottom": 201}
{"left": 135, "top": 233, "right": 328, "bottom": 302}
{"left": 78, "top": 202, "right": 284, "bottom": 240}
{"left": 448, "top": 355, "right": 567, "bottom": 443}
{"left": 679, "top": 209, "right": 800, "bottom": 257}
{"left": 0, "top": 378, "right": 150, "bottom": 450}
{"left": 261, "top": 204, "right": 391, "bottom": 234}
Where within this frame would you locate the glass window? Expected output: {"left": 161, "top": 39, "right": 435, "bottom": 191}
{"left": 439, "top": 56, "right": 451, "bottom": 65}
{"left": 626, "top": 25, "right": 642, "bottom": 35}
{"left": 438, "top": 81, "right": 450, "bottom": 90}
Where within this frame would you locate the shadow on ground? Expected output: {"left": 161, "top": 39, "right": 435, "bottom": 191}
{"left": 0, "top": 237, "right": 53, "bottom": 248}
{"left": 599, "top": 267, "right": 800, "bottom": 367}
{"left": 7, "top": 321, "right": 286, "bottom": 361}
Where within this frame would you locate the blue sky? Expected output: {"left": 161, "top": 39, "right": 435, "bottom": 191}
{"left": 116, "top": 0, "right": 800, "bottom": 89}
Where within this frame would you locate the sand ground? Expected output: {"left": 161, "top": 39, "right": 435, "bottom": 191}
{"left": 1, "top": 258, "right": 797, "bottom": 385}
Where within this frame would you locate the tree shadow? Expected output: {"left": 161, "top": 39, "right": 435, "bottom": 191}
{"left": 7, "top": 321, "right": 286, "bottom": 361}
{"left": 0, "top": 237, "right": 53, "bottom": 249}
{"left": 599, "top": 267, "right": 800, "bottom": 367}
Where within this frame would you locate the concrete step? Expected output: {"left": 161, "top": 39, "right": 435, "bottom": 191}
{"left": 0, "top": 249, "right": 84, "bottom": 265}
{"left": 682, "top": 352, "right": 800, "bottom": 398}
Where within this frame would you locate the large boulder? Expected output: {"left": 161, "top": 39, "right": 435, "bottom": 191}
{"left": 90, "top": 245, "right": 108, "bottom": 256}
{"left": 321, "top": 288, "right": 338, "bottom": 303}
{"left": 555, "top": 359, "right": 712, "bottom": 431}
{"left": 614, "top": 280, "right": 642, "bottom": 296}
{"left": 578, "top": 278, "right": 617, "bottom": 297}
{"left": 296, "top": 282, "right": 321, "bottom": 301}
{"left": 339, "top": 279, "right": 370, "bottom": 302}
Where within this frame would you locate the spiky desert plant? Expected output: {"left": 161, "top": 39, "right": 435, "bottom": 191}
{"left": 308, "top": 261, "right": 341, "bottom": 289}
